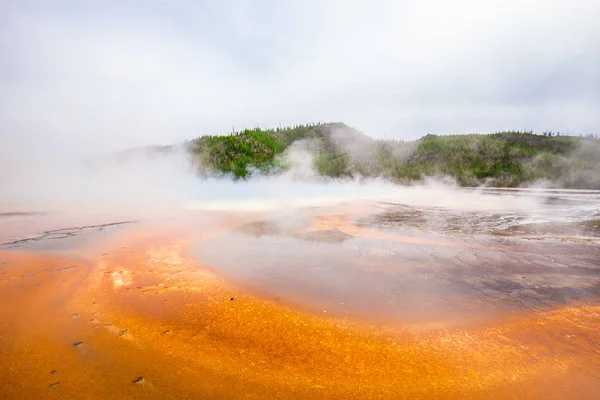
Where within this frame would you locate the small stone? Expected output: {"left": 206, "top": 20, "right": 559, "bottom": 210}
{"left": 73, "top": 341, "right": 84, "bottom": 347}
{"left": 133, "top": 376, "right": 145, "bottom": 384}
{"left": 230, "top": 297, "right": 234, "bottom": 301}
{"left": 50, "top": 370, "right": 57, "bottom": 374}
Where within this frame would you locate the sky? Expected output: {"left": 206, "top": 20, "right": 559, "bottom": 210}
{"left": 2, "top": 0, "right": 600, "bottom": 159}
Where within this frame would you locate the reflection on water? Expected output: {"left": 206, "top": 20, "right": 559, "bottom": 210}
{"left": 367, "top": 188, "right": 600, "bottom": 238}
{"left": 193, "top": 189, "right": 600, "bottom": 326}
{"left": 193, "top": 232, "right": 599, "bottom": 325}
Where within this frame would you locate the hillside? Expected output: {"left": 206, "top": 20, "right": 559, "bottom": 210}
{"left": 188, "top": 123, "right": 600, "bottom": 189}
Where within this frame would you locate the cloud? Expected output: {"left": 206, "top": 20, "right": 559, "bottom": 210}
{"left": 1, "top": 0, "right": 599, "bottom": 162}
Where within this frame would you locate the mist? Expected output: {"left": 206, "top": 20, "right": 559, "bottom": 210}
{"left": 1, "top": 134, "right": 543, "bottom": 218}
{"left": 1, "top": 0, "right": 598, "bottom": 231}
{"left": 2, "top": 0, "right": 600, "bottom": 158}
{"left": 2, "top": 3, "right": 600, "bottom": 398}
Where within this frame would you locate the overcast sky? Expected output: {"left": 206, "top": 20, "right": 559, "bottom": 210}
{"left": 2, "top": 0, "right": 599, "bottom": 159}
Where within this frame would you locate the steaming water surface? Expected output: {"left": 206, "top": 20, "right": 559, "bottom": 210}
{"left": 1, "top": 187, "right": 599, "bottom": 398}
{"left": 2, "top": 187, "right": 598, "bottom": 326}
{"left": 192, "top": 188, "right": 600, "bottom": 326}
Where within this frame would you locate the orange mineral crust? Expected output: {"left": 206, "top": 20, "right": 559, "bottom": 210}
{"left": 1, "top": 226, "right": 599, "bottom": 399}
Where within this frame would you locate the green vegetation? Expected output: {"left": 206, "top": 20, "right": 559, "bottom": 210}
{"left": 189, "top": 123, "right": 600, "bottom": 188}
{"left": 191, "top": 124, "right": 345, "bottom": 178}
{"left": 400, "top": 132, "right": 579, "bottom": 187}
{"left": 192, "top": 128, "right": 284, "bottom": 178}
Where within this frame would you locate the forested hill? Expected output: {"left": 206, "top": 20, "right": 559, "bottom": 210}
{"left": 188, "top": 123, "right": 600, "bottom": 189}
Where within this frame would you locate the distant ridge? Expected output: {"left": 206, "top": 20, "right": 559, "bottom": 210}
{"left": 94, "top": 123, "right": 600, "bottom": 189}
{"left": 186, "top": 123, "right": 599, "bottom": 189}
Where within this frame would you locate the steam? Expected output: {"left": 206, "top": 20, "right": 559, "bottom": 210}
{"left": 2, "top": 124, "right": 597, "bottom": 228}
{"left": 0, "top": 125, "right": 545, "bottom": 219}
{"left": 523, "top": 136, "right": 600, "bottom": 190}
{"left": 0, "top": 145, "right": 198, "bottom": 216}
{"left": 276, "top": 140, "right": 320, "bottom": 180}
{"left": 328, "top": 125, "right": 415, "bottom": 170}
{"left": 184, "top": 137, "right": 541, "bottom": 214}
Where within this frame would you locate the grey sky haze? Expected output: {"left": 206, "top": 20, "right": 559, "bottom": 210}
{"left": 2, "top": 0, "right": 599, "bottom": 159}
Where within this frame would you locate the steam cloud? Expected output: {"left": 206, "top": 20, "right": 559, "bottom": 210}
{"left": 1, "top": 130, "right": 543, "bottom": 219}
